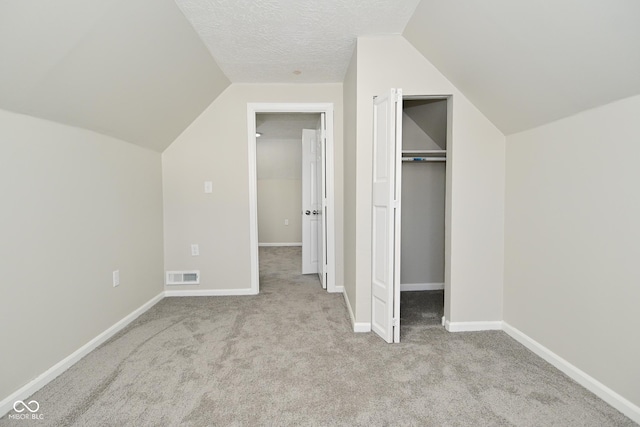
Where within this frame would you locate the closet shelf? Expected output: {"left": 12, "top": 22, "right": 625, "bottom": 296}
{"left": 401, "top": 149, "right": 446, "bottom": 155}
{"left": 402, "top": 156, "right": 446, "bottom": 162}
{"left": 401, "top": 149, "right": 446, "bottom": 162}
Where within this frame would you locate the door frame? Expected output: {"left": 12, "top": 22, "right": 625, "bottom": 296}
{"left": 371, "top": 91, "right": 453, "bottom": 343}
{"left": 401, "top": 94, "right": 453, "bottom": 330}
{"left": 247, "top": 103, "right": 337, "bottom": 293}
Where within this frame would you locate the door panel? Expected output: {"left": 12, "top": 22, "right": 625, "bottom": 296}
{"left": 371, "top": 88, "right": 403, "bottom": 343}
{"left": 316, "top": 113, "right": 326, "bottom": 288}
{"left": 302, "top": 129, "right": 319, "bottom": 274}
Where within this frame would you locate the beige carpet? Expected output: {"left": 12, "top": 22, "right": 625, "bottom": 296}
{"left": 0, "top": 246, "right": 634, "bottom": 426}
{"left": 400, "top": 290, "right": 444, "bottom": 328}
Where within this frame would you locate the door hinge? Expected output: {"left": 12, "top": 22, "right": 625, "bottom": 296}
{"left": 393, "top": 317, "right": 399, "bottom": 327}
{"left": 393, "top": 200, "right": 399, "bottom": 209}
{"left": 394, "top": 89, "right": 403, "bottom": 103}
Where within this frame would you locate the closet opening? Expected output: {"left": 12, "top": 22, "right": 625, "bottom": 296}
{"left": 399, "top": 97, "right": 448, "bottom": 336}
{"left": 370, "top": 89, "right": 451, "bottom": 343}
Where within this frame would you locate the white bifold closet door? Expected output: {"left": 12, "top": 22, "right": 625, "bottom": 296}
{"left": 371, "top": 88, "right": 403, "bottom": 343}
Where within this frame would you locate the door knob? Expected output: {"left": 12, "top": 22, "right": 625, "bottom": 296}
{"left": 305, "top": 210, "right": 311, "bottom": 215}
{"left": 312, "top": 210, "right": 319, "bottom": 215}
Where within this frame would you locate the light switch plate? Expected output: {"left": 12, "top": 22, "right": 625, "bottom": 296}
{"left": 204, "top": 181, "right": 213, "bottom": 193}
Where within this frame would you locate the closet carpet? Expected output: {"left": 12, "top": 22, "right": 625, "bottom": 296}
{"left": 400, "top": 290, "right": 444, "bottom": 328}
{"left": 1, "top": 246, "right": 633, "bottom": 426}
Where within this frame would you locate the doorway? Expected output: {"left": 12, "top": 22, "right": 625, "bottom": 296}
{"left": 247, "top": 103, "right": 337, "bottom": 294}
{"left": 254, "top": 113, "right": 323, "bottom": 286}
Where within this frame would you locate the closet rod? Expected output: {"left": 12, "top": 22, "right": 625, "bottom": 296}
{"left": 402, "top": 157, "right": 446, "bottom": 162}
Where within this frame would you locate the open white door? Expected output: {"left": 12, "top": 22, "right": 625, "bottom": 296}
{"left": 302, "top": 128, "right": 319, "bottom": 275}
{"left": 371, "top": 88, "right": 403, "bottom": 343}
{"left": 316, "top": 113, "right": 327, "bottom": 288}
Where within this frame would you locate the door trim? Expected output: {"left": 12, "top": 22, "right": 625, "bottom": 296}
{"left": 247, "top": 103, "right": 337, "bottom": 294}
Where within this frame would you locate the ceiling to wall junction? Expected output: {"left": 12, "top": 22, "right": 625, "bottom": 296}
{"left": 3, "top": 0, "right": 639, "bottom": 149}
{"left": 255, "top": 113, "right": 320, "bottom": 180}
{"left": 0, "top": 0, "right": 230, "bottom": 152}
{"left": 403, "top": 0, "right": 640, "bottom": 135}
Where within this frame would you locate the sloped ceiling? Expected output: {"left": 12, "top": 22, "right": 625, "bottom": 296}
{"left": 5, "top": 1, "right": 637, "bottom": 146}
{"left": 404, "top": 100, "right": 447, "bottom": 149}
{"left": 174, "top": 0, "right": 421, "bottom": 82}
{"left": 0, "top": 0, "right": 230, "bottom": 152}
{"left": 404, "top": 0, "right": 640, "bottom": 135}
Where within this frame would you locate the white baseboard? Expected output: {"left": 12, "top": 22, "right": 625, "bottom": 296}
{"left": 444, "top": 320, "right": 503, "bottom": 332}
{"left": 503, "top": 322, "right": 640, "bottom": 424}
{"left": 329, "top": 285, "right": 344, "bottom": 294}
{"left": 0, "top": 292, "right": 164, "bottom": 418}
{"left": 258, "top": 242, "right": 302, "bottom": 247}
{"left": 401, "top": 282, "right": 444, "bottom": 292}
{"left": 343, "top": 290, "right": 371, "bottom": 333}
{"left": 164, "top": 288, "right": 257, "bottom": 297}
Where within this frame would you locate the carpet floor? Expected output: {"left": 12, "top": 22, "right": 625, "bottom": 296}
{"left": 400, "top": 290, "right": 444, "bottom": 328}
{"left": 1, "top": 246, "right": 634, "bottom": 426}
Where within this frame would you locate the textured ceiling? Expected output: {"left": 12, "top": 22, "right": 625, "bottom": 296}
{"left": 174, "top": 0, "right": 421, "bottom": 82}
{"left": 404, "top": 0, "right": 640, "bottom": 135}
{"left": 0, "top": 0, "right": 230, "bottom": 152}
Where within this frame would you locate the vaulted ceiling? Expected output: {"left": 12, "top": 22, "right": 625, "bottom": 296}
{"left": 1, "top": 0, "right": 639, "bottom": 149}
{"left": 403, "top": 0, "right": 640, "bottom": 134}
{"left": 0, "top": 0, "right": 230, "bottom": 152}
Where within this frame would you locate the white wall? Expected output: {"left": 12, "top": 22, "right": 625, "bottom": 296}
{"left": 0, "top": 109, "right": 164, "bottom": 403}
{"left": 343, "top": 47, "right": 358, "bottom": 309}
{"left": 257, "top": 137, "right": 302, "bottom": 244}
{"left": 401, "top": 162, "right": 446, "bottom": 285}
{"left": 163, "top": 83, "right": 344, "bottom": 292}
{"left": 504, "top": 94, "right": 640, "bottom": 409}
{"left": 346, "top": 36, "right": 505, "bottom": 324}
{"left": 257, "top": 179, "right": 301, "bottom": 244}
